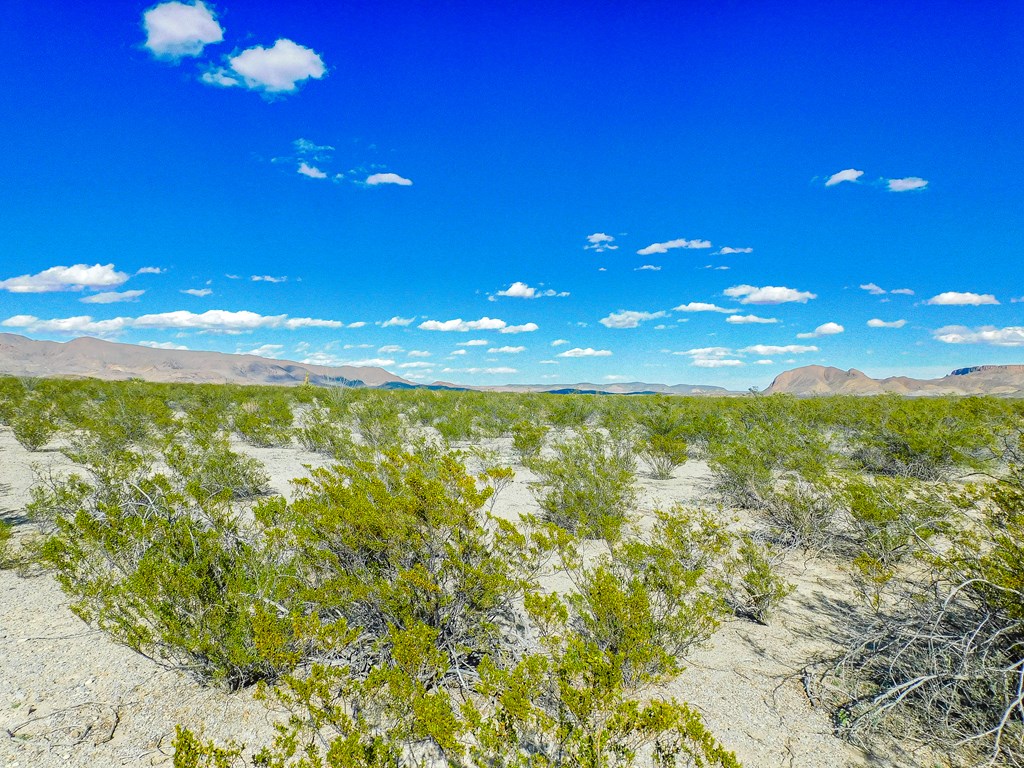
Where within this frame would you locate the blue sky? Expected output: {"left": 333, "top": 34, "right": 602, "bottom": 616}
{"left": 1, "top": 1, "right": 1021, "bottom": 388}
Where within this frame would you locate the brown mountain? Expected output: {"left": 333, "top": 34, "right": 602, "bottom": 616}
{"left": 765, "top": 364, "right": 1024, "bottom": 396}
{"left": 0, "top": 333, "right": 409, "bottom": 388}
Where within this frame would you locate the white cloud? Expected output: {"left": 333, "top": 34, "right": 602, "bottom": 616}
{"left": 888, "top": 177, "right": 928, "bottom": 192}
{"left": 139, "top": 340, "right": 189, "bottom": 350}
{"left": 726, "top": 314, "right": 778, "bottom": 324}
{"left": 599, "top": 310, "right": 668, "bottom": 329}
{"left": 378, "top": 345, "right": 404, "bottom": 353}
{"left": 238, "top": 343, "right": 284, "bottom": 358}
{"left": 860, "top": 282, "right": 887, "bottom": 295}
{"left": 674, "top": 302, "right": 731, "bottom": 313}
{"left": 2, "top": 315, "right": 129, "bottom": 335}
{"left": 420, "top": 317, "right": 507, "bottom": 332}
{"left": 717, "top": 246, "right": 753, "bottom": 255}
{"left": 891, "top": 288, "right": 915, "bottom": 296}
{"left": 867, "top": 318, "right": 907, "bottom": 328}
{"left": 366, "top": 172, "right": 413, "bottom": 186}
{"left": 80, "top": 290, "right": 146, "bottom": 304}
{"left": 449, "top": 349, "right": 467, "bottom": 356}
{"left": 926, "top": 291, "right": 999, "bottom": 306}
{"left": 754, "top": 359, "right": 774, "bottom": 365}
{"left": 678, "top": 346, "right": 731, "bottom": 357}
{"left": 488, "top": 346, "right": 525, "bottom": 354}
{"left": 251, "top": 275, "right": 287, "bottom": 283}
{"left": 136, "top": 266, "right": 164, "bottom": 275}
{"left": 398, "top": 362, "right": 435, "bottom": 369}
{"left": 693, "top": 358, "right": 744, "bottom": 368}
{"left": 200, "top": 68, "right": 239, "bottom": 87}
{"left": 637, "top": 238, "right": 712, "bottom": 256}
{"left": 341, "top": 358, "right": 396, "bottom": 368}
{"left": 796, "top": 322, "right": 844, "bottom": 338}
{"left": 294, "top": 138, "right": 334, "bottom": 157}
{"left": 585, "top": 233, "right": 618, "bottom": 253}
{"left": 557, "top": 347, "right": 612, "bottom": 358}
{"left": 551, "top": 339, "right": 569, "bottom": 346}
{"left": 143, "top": 1, "right": 223, "bottom": 59}
{"left": 181, "top": 288, "right": 212, "bottom": 297}
{"left": 634, "top": 265, "right": 661, "bottom": 271}
{"left": 825, "top": 168, "right": 864, "bottom": 186}
{"left": 1, "top": 309, "right": 346, "bottom": 336}
{"left": 457, "top": 339, "right": 489, "bottom": 346}
{"left": 407, "top": 350, "right": 431, "bottom": 357}
{"left": 933, "top": 325, "right": 1024, "bottom": 347}
{"left": 381, "top": 316, "right": 415, "bottom": 327}
{"left": 347, "top": 321, "right": 366, "bottom": 328}
{"left": 495, "top": 281, "right": 568, "bottom": 299}
{"left": 740, "top": 344, "right": 818, "bottom": 355}
{"left": 441, "top": 367, "right": 518, "bottom": 375}
{"left": 499, "top": 323, "right": 539, "bottom": 334}
{"left": 221, "top": 39, "right": 326, "bottom": 94}
{"left": 538, "top": 360, "right": 558, "bottom": 364}
{"left": 298, "top": 162, "right": 327, "bottom": 179}
{"left": 0, "top": 263, "right": 129, "bottom": 293}
{"left": 724, "top": 284, "right": 817, "bottom": 304}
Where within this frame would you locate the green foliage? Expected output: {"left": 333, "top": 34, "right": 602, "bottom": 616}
{"left": 530, "top": 428, "right": 638, "bottom": 543}
{"left": 233, "top": 392, "right": 294, "bottom": 447}
{"left": 510, "top": 419, "right": 548, "bottom": 463}
{"left": 0, "top": 519, "right": 13, "bottom": 569}
{"left": 348, "top": 393, "right": 406, "bottom": 453}
{"left": 165, "top": 437, "right": 271, "bottom": 504}
{"left": 727, "top": 535, "right": 792, "bottom": 624}
{"left": 636, "top": 399, "right": 689, "bottom": 479}
{"left": 10, "top": 393, "right": 58, "bottom": 451}
{"left": 295, "top": 404, "right": 353, "bottom": 456}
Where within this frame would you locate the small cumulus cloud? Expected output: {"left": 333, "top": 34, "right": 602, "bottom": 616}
{"left": 637, "top": 238, "right": 712, "bottom": 256}
{"left": 366, "top": 172, "right": 412, "bottom": 186}
{"left": 499, "top": 323, "right": 539, "bottom": 334}
{"left": 599, "top": 310, "right": 668, "bottom": 329}
{"left": 584, "top": 233, "right": 618, "bottom": 253}
{"left": 925, "top": 291, "right": 999, "bottom": 306}
{"left": 716, "top": 246, "right": 753, "bottom": 255}
{"left": 796, "top": 322, "right": 844, "bottom": 338}
{"left": 142, "top": 1, "right": 223, "bottom": 59}
{"left": 860, "top": 283, "right": 887, "bottom": 295}
{"left": 0, "top": 263, "right": 129, "bottom": 293}
{"left": 381, "top": 316, "right": 415, "bottom": 327}
{"left": 557, "top": 347, "right": 612, "bottom": 358}
{"left": 867, "top": 318, "right": 907, "bottom": 328}
{"left": 251, "top": 275, "right": 287, "bottom": 283}
{"left": 139, "top": 340, "right": 189, "bottom": 350}
{"left": 181, "top": 288, "right": 212, "bottom": 297}
{"left": 298, "top": 162, "right": 327, "bottom": 179}
{"left": 237, "top": 343, "right": 284, "bottom": 358}
{"left": 634, "top": 265, "right": 661, "bottom": 271}
{"left": 398, "top": 362, "right": 435, "bottom": 369}
{"left": 494, "top": 281, "right": 568, "bottom": 299}
{"left": 378, "top": 345, "right": 404, "bottom": 354}
{"left": 420, "top": 317, "right": 507, "bottom": 332}
{"left": 933, "top": 325, "right": 1024, "bottom": 347}
{"left": 457, "top": 339, "right": 489, "bottom": 346}
{"left": 891, "top": 288, "right": 915, "bottom": 296}
{"left": 726, "top": 314, "right": 777, "bottom": 324}
{"left": 407, "top": 350, "right": 431, "bottom": 357}
{"left": 724, "top": 284, "right": 816, "bottom": 304}
{"left": 136, "top": 266, "right": 165, "bottom": 275}
{"left": 740, "top": 344, "right": 818, "bottom": 355}
{"left": 80, "top": 290, "right": 146, "bottom": 304}
{"left": 488, "top": 346, "right": 525, "bottom": 354}
{"left": 210, "top": 39, "right": 327, "bottom": 94}
{"left": 888, "top": 177, "right": 928, "bottom": 192}
{"left": 825, "top": 168, "right": 864, "bottom": 186}
{"left": 673, "top": 302, "right": 731, "bottom": 314}
{"left": 551, "top": 339, "right": 569, "bottom": 346}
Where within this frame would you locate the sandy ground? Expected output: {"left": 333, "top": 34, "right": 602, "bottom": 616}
{"left": 1, "top": 428, "right": 882, "bottom": 767}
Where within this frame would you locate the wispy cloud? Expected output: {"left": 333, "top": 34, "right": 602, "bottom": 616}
{"left": 419, "top": 317, "right": 507, "bottom": 332}
{"left": 716, "top": 246, "right": 753, "bottom": 255}
{"left": 860, "top": 282, "right": 887, "bottom": 295}
{"left": 724, "top": 284, "right": 816, "bottom": 304}
{"left": 888, "top": 176, "right": 928, "bottom": 192}
{"left": 637, "top": 238, "right": 712, "bottom": 256}
{"left": 557, "top": 347, "right": 612, "bottom": 358}
{"left": 740, "top": 344, "right": 818, "bottom": 355}
{"left": 80, "top": 290, "right": 146, "bottom": 304}
{"left": 933, "top": 325, "right": 1024, "bottom": 346}
{"left": 181, "top": 288, "right": 212, "bottom": 297}
{"left": 634, "top": 265, "right": 661, "bottom": 271}
{"left": 500, "top": 323, "right": 539, "bottom": 334}
{"left": 599, "top": 310, "right": 668, "bottom": 329}
{"left": 1, "top": 309, "right": 344, "bottom": 335}
{"left": 381, "top": 316, "right": 415, "bottom": 327}
{"left": 251, "top": 275, "right": 287, "bottom": 283}
{"left": 673, "top": 302, "right": 731, "bottom": 314}
{"left": 584, "top": 233, "right": 618, "bottom": 253}
{"left": 298, "top": 162, "right": 328, "bottom": 179}
{"left": 488, "top": 346, "right": 525, "bottom": 354}
{"left": 725, "top": 314, "right": 777, "bottom": 324}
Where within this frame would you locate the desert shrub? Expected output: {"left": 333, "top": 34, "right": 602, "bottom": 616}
{"left": 510, "top": 419, "right": 548, "bottom": 463}
{"left": 164, "top": 438, "right": 271, "bottom": 504}
{"left": 530, "top": 428, "right": 637, "bottom": 543}
{"left": 636, "top": 399, "right": 689, "bottom": 479}
{"left": 0, "top": 377, "right": 26, "bottom": 424}
{"left": 348, "top": 393, "right": 406, "bottom": 453}
{"left": 0, "top": 519, "right": 12, "bottom": 569}
{"left": 826, "top": 453, "right": 1024, "bottom": 764}
{"left": 295, "top": 404, "right": 353, "bottom": 456}
{"left": 233, "top": 392, "right": 294, "bottom": 447}
{"left": 10, "top": 393, "right": 59, "bottom": 451}
{"left": 726, "top": 535, "right": 792, "bottom": 624}
{"left": 757, "top": 477, "right": 839, "bottom": 552}
{"left": 545, "top": 394, "right": 598, "bottom": 428}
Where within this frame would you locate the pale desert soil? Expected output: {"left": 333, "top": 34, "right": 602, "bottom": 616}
{"left": 1, "top": 428, "right": 886, "bottom": 767}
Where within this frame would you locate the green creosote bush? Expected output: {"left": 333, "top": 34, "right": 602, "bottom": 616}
{"left": 165, "top": 437, "right": 272, "bottom": 504}
{"left": 530, "top": 427, "right": 638, "bottom": 544}
{"left": 636, "top": 400, "right": 689, "bottom": 479}
{"left": 348, "top": 393, "right": 406, "bottom": 453}
{"left": 294, "top": 404, "right": 354, "bottom": 457}
{"left": 510, "top": 419, "right": 549, "bottom": 463}
{"left": 233, "top": 393, "right": 294, "bottom": 448}
{"left": 10, "top": 393, "right": 59, "bottom": 452}
{"left": 726, "top": 534, "right": 793, "bottom": 625}
{"left": 0, "top": 519, "right": 13, "bottom": 569}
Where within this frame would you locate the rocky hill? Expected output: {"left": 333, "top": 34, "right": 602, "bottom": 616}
{"left": 0, "top": 333, "right": 408, "bottom": 388}
{"left": 765, "top": 364, "right": 1024, "bottom": 396}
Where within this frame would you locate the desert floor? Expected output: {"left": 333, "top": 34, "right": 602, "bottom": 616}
{"left": 0, "top": 428, "right": 913, "bottom": 767}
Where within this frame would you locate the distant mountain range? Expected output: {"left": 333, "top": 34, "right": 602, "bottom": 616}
{"left": 764, "top": 364, "right": 1024, "bottom": 396}
{"left": 1, "top": 334, "right": 1022, "bottom": 397}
